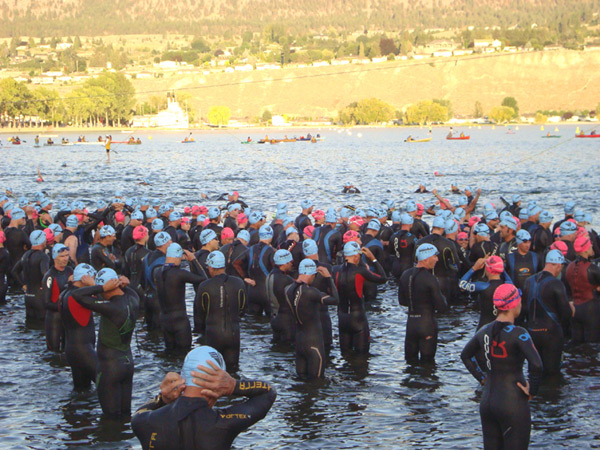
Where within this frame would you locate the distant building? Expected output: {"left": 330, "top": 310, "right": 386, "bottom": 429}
{"left": 131, "top": 93, "right": 189, "bottom": 129}
{"left": 474, "top": 39, "right": 502, "bottom": 51}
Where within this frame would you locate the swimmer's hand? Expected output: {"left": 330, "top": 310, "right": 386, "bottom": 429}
{"left": 244, "top": 278, "right": 256, "bottom": 287}
{"left": 80, "top": 275, "right": 95, "bottom": 287}
{"left": 516, "top": 381, "right": 532, "bottom": 400}
{"left": 361, "top": 247, "right": 375, "bottom": 261}
{"left": 118, "top": 276, "right": 130, "bottom": 288}
{"left": 316, "top": 266, "right": 331, "bottom": 278}
{"left": 473, "top": 258, "right": 486, "bottom": 271}
{"left": 191, "top": 360, "right": 236, "bottom": 405}
{"left": 102, "top": 278, "right": 121, "bottom": 292}
{"left": 160, "top": 372, "right": 186, "bottom": 404}
{"left": 183, "top": 249, "right": 195, "bottom": 261}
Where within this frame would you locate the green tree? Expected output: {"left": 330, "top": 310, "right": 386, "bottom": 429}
{"left": 353, "top": 98, "right": 394, "bottom": 124}
{"left": 261, "top": 109, "right": 272, "bottom": 123}
{"left": 208, "top": 105, "right": 231, "bottom": 126}
{"left": 379, "top": 37, "right": 398, "bottom": 56}
{"left": 0, "top": 79, "right": 35, "bottom": 118}
{"left": 489, "top": 106, "right": 515, "bottom": 123}
{"left": 85, "top": 72, "right": 136, "bottom": 125}
{"left": 534, "top": 112, "right": 548, "bottom": 124}
{"left": 191, "top": 37, "right": 210, "bottom": 53}
{"left": 473, "top": 101, "right": 484, "bottom": 118}
{"left": 501, "top": 97, "right": 519, "bottom": 118}
{"left": 405, "top": 100, "right": 448, "bottom": 124}
{"left": 433, "top": 99, "right": 453, "bottom": 120}
{"left": 32, "top": 87, "right": 64, "bottom": 125}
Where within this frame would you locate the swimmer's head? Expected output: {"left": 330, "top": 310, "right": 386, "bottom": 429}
{"left": 181, "top": 346, "right": 226, "bottom": 386}
{"left": 493, "top": 284, "right": 521, "bottom": 311}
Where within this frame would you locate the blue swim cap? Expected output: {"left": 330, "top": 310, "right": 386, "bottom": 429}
{"left": 114, "top": 190, "right": 123, "bottom": 198}
{"left": 376, "top": 208, "right": 388, "bottom": 220}
{"left": 151, "top": 218, "right": 164, "bottom": 231}
{"left": 483, "top": 203, "right": 495, "bottom": 212}
{"left": 564, "top": 201, "right": 576, "bottom": 215}
{"left": 343, "top": 241, "right": 361, "bottom": 257}
{"left": 339, "top": 207, "right": 352, "bottom": 219}
{"left": 181, "top": 346, "right": 226, "bottom": 384}
{"left": 249, "top": 211, "right": 262, "bottom": 225}
{"left": 237, "top": 229, "right": 250, "bottom": 243}
{"left": 366, "top": 206, "right": 378, "bottom": 217}
{"left": 48, "top": 223, "right": 62, "bottom": 235}
{"left": 140, "top": 197, "right": 149, "bottom": 206}
{"left": 154, "top": 231, "right": 172, "bottom": 247}
{"left": 166, "top": 243, "right": 183, "bottom": 258}
{"left": 416, "top": 243, "right": 439, "bottom": 261}
{"left": 208, "top": 207, "right": 220, "bottom": 219}
{"left": 526, "top": 201, "right": 537, "bottom": 210}
{"left": 285, "top": 226, "right": 298, "bottom": 236}
{"left": 559, "top": 221, "right": 577, "bottom": 236}
{"left": 539, "top": 211, "right": 553, "bottom": 223}
{"left": 40, "top": 198, "right": 51, "bottom": 209}
{"left": 276, "top": 210, "right": 287, "bottom": 220}
{"left": 282, "top": 218, "right": 293, "bottom": 227}
{"left": 464, "top": 186, "right": 473, "bottom": 193}
{"left": 454, "top": 207, "right": 466, "bottom": 221}
{"left": 301, "top": 200, "right": 313, "bottom": 210}
{"left": 325, "top": 209, "right": 337, "bottom": 223}
{"left": 406, "top": 201, "right": 417, "bottom": 213}
{"left": 95, "top": 268, "right": 118, "bottom": 285}
{"left": 354, "top": 209, "right": 366, "bottom": 218}
{"left": 206, "top": 251, "right": 226, "bottom": 269}
{"left": 432, "top": 217, "right": 446, "bottom": 228}
{"left": 546, "top": 249, "right": 566, "bottom": 265}
{"left": 274, "top": 249, "right": 293, "bottom": 265}
{"left": 58, "top": 200, "right": 70, "bottom": 211}
{"left": 73, "top": 263, "right": 96, "bottom": 282}
{"left": 200, "top": 229, "right": 217, "bottom": 245}
{"left": 152, "top": 198, "right": 161, "bottom": 207}
{"left": 474, "top": 223, "right": 490, "bottom": 236}
{"left": 99, "top": 225, "right": 115, "bottom": 238}
{"left": 391, "top": 211, "right": 402, "bottom": 222}
{"left": 499, "top": 211, "right": 513, "bottom": 222}
{"left": 519, "top": 209, "right": 529, "bottom": 220}
{"left": 131, "top": 210, "right": 144, "bottom": 221}
{"left": 298, "top": 258, "right": 317, "bottom": 275}
{"left": 445, "top": 220, "right": 459, "bottom": 235}
{"left": 382, "top": 199, "right": 396, "bottom": 210}
{"left": 158, "top": 205, "right": 169, "bottom": 215}
{"left": 11, "top": 208, "right": 26, "bottom": 220}
{"left": 34, "top": 205, "right": 41, "bottom": 214}
{"left": 401, "top": 213, "right": 414, "bottom": 225}
{"left": 146, "top": 208, "right": 158, "bottom": 219}
{"left": 456, "top": 195, "right": 468, "bottom": 207}
{"left": 259, "top": 225, "right": 273, "bottom": 240}
{"left": 34, "top": 192, "right": 44, "bottom": 202}
{"left": 484, "top": 210, "right": 499, "bottom": 221}
{"left": 97, "top": 199, "right": 108, "bottom": 210}
{"left": 302, "top": 239, "right": 318, "bottom": 256}
{"left": 574, "top": 211, "right": 586, "bottom": 223}
{"left": 366, "top": 219, "right": 381, "bottom": 231}
{"left": 30, "top": 230, "right": 46, "bottom": 246}
{"left": 228, "top": 203, "right": 242, "bottom": 213}
{"left": 276, "top": 202, "right": 287, "bottom": 212}
{"left": 528, "top": 205, "right": 542, "bottom": 217}
{"left": 169, "top": 211, "right": 182, "bottom": 222}
{"left": 500, "top": 216, "right": 518, "bottom": 231}
{"left": 584, "top": 213, "right": 592, "bottom": 224}
{"left": 516, "top": 229, "right": 531, "bottom": 244}
{"left": 511, "top": 194, "right": 521, "bottom": 204}
{"left": 19, "top": 196, "right": 29, "bottom": 207}
{"left": 52, "top": 243, "right": 68, "bottom": 259}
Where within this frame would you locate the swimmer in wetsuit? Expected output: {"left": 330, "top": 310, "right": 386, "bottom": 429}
{"left": 132, "top": 346, "right": 276, "bottom": 450}
{"left": 195, "top": 251, "right": 246, "bottom": 372}
{"left": 91, "top": 225, "right": 120, "bottom": 272}
{"left": 142, "top": 231, "right": 172, "bottom": 330}
{"left": 219, "top": 229, "right": 250, "bottom": 276}
{"left": 285, "top": 259, "right": 339, "bottom": 379}
{"left": 388, "top": 213, "right": 418, "bottom": 280}
{"left": 565, "top": 235, "right": 600, "bottom": 343}
{"left": 72, "top": 268, "right": 139, "bottom": 418}
{"left": 3, "top": 207, "right": 31, "bottom": 286}
{"left": 60, "top": 263, "right": 98, "bottom": 390}
{"left": 461, "top": 284, "right": 543, "bottom": 450}
{"left": 312, "top": 209, "right": 343, "bottom": 264}
{"left": 266, "top": 249, "right": 296, "bottom": 345}
{"left": 12, "top": 230, "right": 49, "bottom": 320}
{"left": 122, "top": 225, "right": 150, "bottom": 316}
{"left": 506, "top": 229, "right": 540, "bottom": 292}
{"left": 332, "top": 241, "right": 386, "bottom": 354}
{"left": 42, "top": 244, "right": 73, "bottom": 351}
{"left": 399, "top": 243, "right": 448, "bottom": 363}
{"left": 154, "top": 243, "right": 207, "bottom": 353}
{"left": 522, "top": 250, "right": 573, "bottom": 375}
{"left": 0, "top": 231, "right": 10, "bottom": 302}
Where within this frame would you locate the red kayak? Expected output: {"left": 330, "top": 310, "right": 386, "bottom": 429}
{"left": 575, "top": 134, "right": 600, "bottom": 138}
{"left": 446, "top": 136, "right": 470, "bottom": 140}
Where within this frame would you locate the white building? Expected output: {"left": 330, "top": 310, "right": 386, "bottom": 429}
{"left": 131, "top": 94, "right": 189, "bottom": 129}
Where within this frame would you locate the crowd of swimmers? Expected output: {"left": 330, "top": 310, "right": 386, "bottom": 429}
{"left": 0, "top": 185, "right": 599, "bottom": 449}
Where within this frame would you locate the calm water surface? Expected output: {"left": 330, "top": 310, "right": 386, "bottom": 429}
{"left": 1, "top": 125, "right": 599, "bottom": 449}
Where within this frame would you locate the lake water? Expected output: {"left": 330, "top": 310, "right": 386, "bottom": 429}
{"left": 1, "top": 125, "right": 599, "bottom": 449}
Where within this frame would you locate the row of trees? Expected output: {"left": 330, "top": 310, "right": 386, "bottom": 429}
{"left": 0, "top": 73, "right": 136, "bottom": 127}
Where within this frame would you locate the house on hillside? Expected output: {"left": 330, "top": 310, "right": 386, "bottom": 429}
{"left": 474, "top": 39, "right": 502, "bottom": 52}
{"left": 426, "top": 39, "right": 458, "bottom": 52}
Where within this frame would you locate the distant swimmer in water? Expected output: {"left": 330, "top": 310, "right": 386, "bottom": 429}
{"left": 342, "top": 182, "right": 361, "bottom": 194}
{"left": 139, "top": 178, "right": 151, "bottom": 186}
{"left": 434, "top": 171, "right": 444, "bottom": 177}
{"left": 37, "top": 167, "right": 44, "bottom": 183}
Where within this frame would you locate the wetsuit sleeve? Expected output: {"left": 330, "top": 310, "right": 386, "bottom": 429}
{"left": 194, "top": 288, "right": 208, "bottom": 334}
{"left": 588, "top": 263, "right": 600, "bottom": 286}
{"left": 180, "top": 263, "right": 207, "bottom": 286}
{"left": 232, "top": 250, "right": 249, "bottom": 278}
{"left": 54, "top": 210, "right": 71, "bottom": 226}
{"left": 430, "top": 272, "right": 448, "bottom": 313}
{"left": 11, "top": 255, "right": 25, "bottom": 286}
{"left": 398, "top": 270, "right": 409, "bottom": 307}
{"left": 460, "top": 333, "right": 485, "bottom": 384}
{"left": 40, "top": 253, "right": 50, "bottom": 276}
{"left": 319, "top": 278, "right": 339, "bottom": 306}
{"left": 458, "top": 268, "right": 490, "bottom": 293}
{"left": 550, "top": 280, "right": 572, "bottom": 325}
{"left": 93, "top": 246, "right": 116, "bottom": 270}
{"left": 189, "top": 258, "right": 208, "bottom": 280}
{"left": 72, "top": 285, "right": 119, "bottom": 318}
{"left": 217, "top": 380, "right": 277, "bottom": 435}
{"left": 517, "top": 330, "right": 543, "bottom": 396}
{"left": 358, "top": 260, "right": 387, "bottom": 284}
{"left": 41, "top": 272, "right": 58, "bottom": 312}
{"left": 133, "top": 394, "right": 165, "bottom": 415}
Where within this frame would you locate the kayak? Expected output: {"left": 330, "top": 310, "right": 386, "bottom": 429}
{"left": 241, "top": 141, "right": 254, "bottom": 144}
{"left": 43, "top": 143, "right": 56, "bottom": 146}
{"left": 446, "top": 136, "right": 470, "bottom": 140}
{"left": 541, "top": 135, "right": 561, "bottom": 138}
{"left": 181, "top": 140, "right": 195, "bottom": 143}
{"left": 405, "top": 138, "right": 432, "bottom": 143}
{"left": 11, "top": 141, "right": 21, "bottom": 145}
{"left": 111, "top": 141, "right": 142, "bottom": 144}
{"left": 575, "top": 134, "right": 600, "bottom": 138}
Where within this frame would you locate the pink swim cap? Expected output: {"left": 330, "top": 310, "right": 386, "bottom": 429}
{"left": 303, "top": 225, "right": 315, "bottom": 238}
{"left": 76, "top": 213, "right": 85, "bottom": 223}
{"left": 237, "top": 213, "right": 248, "bottom": 224}
{"left": 439, "top": 198, "right": 450, "bottom": 210}
{"left": 312, "top": 210, "right": 325, "bottom": 220}
{"left": 574, "top": 235, "right": 592, "bottom": 253}
{"left": 576, "top": 227, "right": 588, "bottom": 238}
{"left": 221, "top": 227, "right": 234, "bottom": 240}
{"left": 457, "top": 232, "right": 468, "bottom": 240}
{"left": 485, "top": 256, "right": 504, "bottom": 275}
{"left": 115, "top": 211, "right": 125, "bottom": 223}
{"left": 202, "top": 218, "right": 210, "bottom": 227}
{"left": 468, "top": 216, "right": 481, "bottom": 227}
{"left": 343, "top": 230, "right": 360, "bottom": 244}
{"left": 191, "top": 205, "right": 201, "bottom": 215}
{"left": 43, "top": 228, "right": 55, "bottom": 244}
{"left": 550, "top": 240, "right": 568, "bottom": 256}
{"left": 133, "top": 225, "right": 148, "bottom": 241}
{"left": 181, "top": 217, "right": 190, "bottom": 224}
{"left": 184, "top": 206, "right": 191, "bottom": 214}
{"left": 199, "top": 206, "right": 208, "bottom": 215}
{"left": 493, "top": 284, "right": 521, "bottom": 310}
{"left": 350, "top": 216, "right": 365, "bottom": 227}
{"left": 416, "top": 203, "right": 424, "bottom": 212}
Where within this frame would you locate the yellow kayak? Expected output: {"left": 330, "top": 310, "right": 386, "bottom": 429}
{"left": 405, "top": 137, "right": 432, "bottom": 143}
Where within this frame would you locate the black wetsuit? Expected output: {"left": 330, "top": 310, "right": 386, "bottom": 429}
{"left": 194, "top": 273, "right": 246, "bottom": 372}
{"left": 219, "top": 240, "right": 248, "bottom": 276}
{"left": 461, "top": 321, "right": 543, "bottom": 450}
{"left": 523, "top": 271, "right": 571, "bottom": 375}
{"left": 417, "top": 234, "right": 461, "bottom": 304}
{"left": 361, "top": 235, "right": 387, "bottom": 301}
{"left": 294, "top": 214, "right": 311, "bottom": 239}
{"left": 123, "top": 243, "right": 150, "bottom": 315}
{"left": 223, "top": 216, "right": 238, "bottom": 233}
{"left": 42, "top": 265, "right": 73, "bottom": 351}
{"left": 204, "top": 222, "right": 223, "bottom": 241}
{"left": 506, "top": 251, "right": 540, "bottom": 292}
{"left": 531, "top": 226, "right": 552, "bottom": 258}
{"left": 498, "top": 238, "right": 517, "bottom": 262}
{"left": 313, "top": 224, "right": 342, "bottom": 264}
{"left": 163, "top": 225, "right": 180, "bottom": 245}
{"left": 469, "top": 240, "right": 499, "bottom": 281}
{"left": 60, "top": 283, "right": 97, "bottom": 390}
{"left": 72, "top": 285, "right": 140, "bottom": 418}
{"left": 285, "top": 279, "right": 338, "bottom": 379}
{"left": 154, "top": 261, "right": 206, "bottom": 352}
{"left": 388, "top": 229, "right": 417, "bottom": 280}
{"left": 4, "top": 226, "right": 31, "bottom": 284}
{"left": 0, "top": 248, "right": 9, "bottom": 302}
{"left": 132, "top": 379, "right": 276, "bottom": 450}
{"left": 266, "top": 267, "right": 295, "bottom": 345}
{"left": 410, "top": 218, "right": 429, "bottom": 239}
{"left": 332, "top": 260, "right": 386, "bottom": 354}
{"left": 398, "top": 267, "right": 448, "bottom": 362}
{"left": 278, "top": 239, "right": 303, "bottom": 276}
{"left": 233, "top": 242, "right": 274, "bottom": 316}
{"left": 121, "top": 224, "right": 136, "bottom": 254}
{"left": 12, "top": 248, "right": 50, "bottom": 320}
{"left": 565, "top": 257, "right": 600, "bottom": 342}
{"left": 91, "top": 242, "right": 118, "bottom": 272}
{"left": 312, "top": 261, "right": 336, "bottom": 353}
{"left": 142, "top": 249, "right": 166, "bottom": 330}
